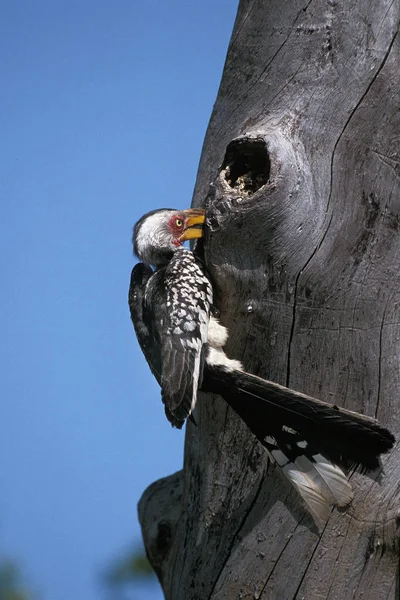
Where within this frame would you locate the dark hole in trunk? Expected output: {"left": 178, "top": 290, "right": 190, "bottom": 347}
{"left": 221, "top": 138, "right": 271, "bottom": 196}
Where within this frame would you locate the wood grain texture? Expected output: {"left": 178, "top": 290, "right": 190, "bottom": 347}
{"left": 139, "top": 1, "right": 400, "bottom": 598}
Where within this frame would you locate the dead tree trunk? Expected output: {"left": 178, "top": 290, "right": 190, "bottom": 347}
{"left": 139, "top": 1, "right": 400, "bottom": 598}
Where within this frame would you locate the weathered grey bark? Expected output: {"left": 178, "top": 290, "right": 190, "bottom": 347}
{"left": 139, "top": 1, "right": 400, "bottom": 598}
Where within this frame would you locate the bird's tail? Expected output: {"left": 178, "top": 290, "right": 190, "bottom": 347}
{"left": 203, "top": 365, "right": 395, "bottom": 520}
{"left": 264, "top": 438, "right": 353, "bottom": 521}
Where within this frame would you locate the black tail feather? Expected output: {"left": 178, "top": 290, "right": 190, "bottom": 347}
{"left": 203, "top": 366, "right": 395, "bottom": 472}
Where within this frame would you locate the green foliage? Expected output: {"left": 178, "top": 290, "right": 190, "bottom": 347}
{"left": 104, "top": 546, "right": 154, "bottom": 586}
{"left": 0, "top": 562, "right": 36, "bottom": 600}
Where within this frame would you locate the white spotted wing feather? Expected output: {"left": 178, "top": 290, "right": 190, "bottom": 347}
{"left": 264, "top": 434, "right": 353, "bottom": 521}
{"left": 160, "top": 248, "right": 212, "bottom": 426}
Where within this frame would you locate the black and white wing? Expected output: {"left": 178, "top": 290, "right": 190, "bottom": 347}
{"left": 158, "top": 248, "right": 212, "bottom": 426}
{"left": 129, "top": 248, "right": 212, "bottom": 428}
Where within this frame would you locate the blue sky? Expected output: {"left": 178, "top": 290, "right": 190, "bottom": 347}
{"left": 0, "top": 2, "right": 238, "bottom": 599}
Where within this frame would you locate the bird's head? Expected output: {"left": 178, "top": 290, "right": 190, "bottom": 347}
{"left": 133, "top": 208, "right": 205, "bottom": 267}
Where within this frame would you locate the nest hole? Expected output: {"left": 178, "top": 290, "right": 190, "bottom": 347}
{"left": 221, "top": 138, "right": 271, "bottom": 196}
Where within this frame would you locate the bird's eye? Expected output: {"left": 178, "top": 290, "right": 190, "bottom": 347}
{"left": 175, "top": 218, "right": 183, "bottom": 228}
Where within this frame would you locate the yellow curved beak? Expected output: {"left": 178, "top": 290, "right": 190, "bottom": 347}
{"left": 179, "top": 208, "right": 206, "bottom": 242}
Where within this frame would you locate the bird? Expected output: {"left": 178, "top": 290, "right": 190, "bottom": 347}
{"left": 129, "top": 207, "right": 395, "bottom": 521}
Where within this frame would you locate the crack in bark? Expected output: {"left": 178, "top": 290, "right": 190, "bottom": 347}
{"left": 228, "top": 0, "right": 257, "bottom": 50}
{"left": 285, "top": 208, "right": 334, "bottom": 388}
{"left": 207, "top": 475, "right": 265, "bottom": 600}
{"left": 387, "top": 570, "right": 397, "bottom": 600}
{"left": 286, "top": 26, "right": 399, "bottom": 389}
{"left": 250, "top": 0, "right": 314, "bottom": 87}
{"left": 174, "top": 508, "right": 191, "bottom": 596}
{"left": 258, "top": 515, "right": 305, "bottom": 598}
{"left": 372, "top": 171, "right": 400, "bottom": 421}
{"left": 264, "top": 60, "right": 305, "bottom": 110}
{"left": 291, "top": 513, "right": 355, "bottom": 599}
{"left": 291, "top": 518, "right": 330, "bottom": 599}
{"left": 376, "top": 295, "right": 391, "bottom": 419}
{"left": 325, "top": 517, "right": 355, "bottom": 600}
{"left": 323, "top": 26, "right": 399, "bottom": 224}
{"left": 372, "top": 150, "right": 400, "bottom": 176}
{"left": 214, "top": 0, "right": 313, "bottom": 141}
{"left": 343, "top": 190, "right": 391, "bottom": 410}
{"left": 379, "top": 0, "right": 396, "bottom": 37}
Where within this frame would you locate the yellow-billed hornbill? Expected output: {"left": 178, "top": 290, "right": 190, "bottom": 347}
{"left": 129, "top": 207, "right": 395, "bottom": 521}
